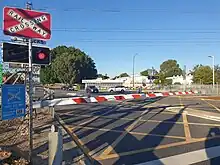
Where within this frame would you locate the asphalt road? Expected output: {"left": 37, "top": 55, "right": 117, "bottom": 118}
{"left": 54, "top": 95, "right": 220, "bottom": 165}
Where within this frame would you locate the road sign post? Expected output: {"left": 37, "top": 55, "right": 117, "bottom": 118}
{"left": 28, "top": 37, "right": 34, "bottom": 164}
{"left": 3, "top": 3, "right": 51, "bottom": 164}
{"left": 0, "top": 64, "right": 3, "bottom": 84}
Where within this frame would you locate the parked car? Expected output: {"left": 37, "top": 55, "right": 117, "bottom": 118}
{"left": 108, "top": 86, "right": 127, "bottom": 93}
{"left": 86, "top": 86, "right": 99, "bottom": 93}
{"left": 61, "top": 85, "right": 77, "bottom": 91}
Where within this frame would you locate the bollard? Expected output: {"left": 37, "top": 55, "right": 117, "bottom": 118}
{"left": 50, "top": 107, "right": 55, "bottom": 119}
{"left": 48, "top": 125, "right": 63, "bottom": 165}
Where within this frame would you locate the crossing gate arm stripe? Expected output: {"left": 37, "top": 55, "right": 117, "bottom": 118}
{"left": 33, "top": 91, "right": 197, "bottom": 108}
{"left": 114, "top": 95, "right": 126, "bottom": 100}
{"left": 123, "top": 94, "right": 136, "bottom": 99}
{"left": 155, "top": 93, "right": 163, "bottom": 97}
{"left": 104, "top": 95, "right": 118, "bottom": 100}
{"left": 175, "top": 92, "right": 180, "bottom": 95}
{"left": 162, "top": 92, "right": 170, "bottom": 96}
{"left": 148, "top": 93, "right": 156, "bottom": 97}
{"left": 95, "top": 96, "right": 108, "bottom": 102}
{"left": 73, "top": 98, "right": 87, "bottom": 104}
{"left": 89, "top": 97, "right": 99, "bottom": 103}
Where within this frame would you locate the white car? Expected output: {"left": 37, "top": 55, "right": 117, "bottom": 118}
{"left": 108, "top": 86, "right": 127, "bottom": 93}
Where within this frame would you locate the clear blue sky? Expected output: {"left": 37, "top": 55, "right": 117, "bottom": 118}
{"left": 1, "top": 0, "right": 220, "bottom": 77}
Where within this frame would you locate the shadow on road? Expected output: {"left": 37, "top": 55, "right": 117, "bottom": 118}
{"left": 204, "top": 127, "right": 220, "bottom": 165}
{"left": 56, "top": 97, "right": 200, "bottom": 164}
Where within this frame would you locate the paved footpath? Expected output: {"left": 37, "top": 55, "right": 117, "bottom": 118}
{"left": 55, "top": 96, "right": 220, "bottom": 165}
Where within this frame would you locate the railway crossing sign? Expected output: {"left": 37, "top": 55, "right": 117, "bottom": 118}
{"left": 2, "top": 4, "right": 51, "bottom": 163}
{"left": 3, "top": 7, "right": 51, "bottom": 40}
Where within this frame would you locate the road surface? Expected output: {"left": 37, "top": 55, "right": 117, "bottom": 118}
{"left": 54, "top": 95, "right": 220, "bottom": 165}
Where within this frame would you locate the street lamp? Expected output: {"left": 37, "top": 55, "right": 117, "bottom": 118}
{"left": 208, "top": 55, "right": 215, "bottom": 88}
{"left": 133, "top": 53, "right": 138, "bottom": 88}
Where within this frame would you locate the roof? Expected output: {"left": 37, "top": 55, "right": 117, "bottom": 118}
{"left": 82, "top": 79, "right": 123, "bottom": 83}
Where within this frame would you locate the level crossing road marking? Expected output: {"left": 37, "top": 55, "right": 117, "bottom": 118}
{"left": 135, "top": 145, "right": 220, "bottom": 165}
{"left": 179, "top": 96, "right": 192, "bottom": 141}
{"left": 55, "top": 114, "right": 92, "bottom": 161}
{"left": 61, "top": 113, "right": 220, "bottom": 128}
{"left": 95, "top": 136, "right": 220, "bottom": 160}
{"left": 66, "top": 124, "right": 186, "bottom": 140}
{"left": 182, "top": 113, "right": 191, "bottom": 141}
{"left": 202, "top": 98, "right": 220, "bottom": 101}
{"left": 70, "top": 102, "right": 123, "bottom": 130}
{"left": 100, "top": 108, "right": 150, "bottom": 157}
{"left": 201, "top": 99, "right": 220, "bottom": 113}
{"left": 178, "top": 96, "right": 185, "bottom": 109}
{"left": 134, "top": 101, "right": 220, "bottom": 122}
{"left": 65, "top": 113, "right": 184, "bottom": 125}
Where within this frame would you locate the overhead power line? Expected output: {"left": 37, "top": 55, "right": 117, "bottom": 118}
{"left": 2, "top": 27, "right": 220, "bottom": 33}
{"left": 8, "top": 4, "right": 220, "bottom": 14}
{"left": 51, "top": 28, "right": 220, "bottom": 33}
{"left": 33, "top": 7, "right": 220, "bottom": 14}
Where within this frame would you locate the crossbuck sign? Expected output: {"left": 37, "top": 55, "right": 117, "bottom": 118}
{"left": 3, "top": 7, "right": 51, "bottom": 40}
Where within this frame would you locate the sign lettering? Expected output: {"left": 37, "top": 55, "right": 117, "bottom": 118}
{"left": 7, "top": 9, "right": 48, "bottom": 38}
{"left": 3, "top": 7, "right": 51, "bottom": 40}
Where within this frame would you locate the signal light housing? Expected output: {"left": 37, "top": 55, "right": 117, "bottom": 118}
{"left": 3, "top": 42, "right": 51, "bottom": 65}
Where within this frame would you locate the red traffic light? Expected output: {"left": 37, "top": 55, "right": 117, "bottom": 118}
{"left": 37, "top": 52, "right": 46, "bottom": 60}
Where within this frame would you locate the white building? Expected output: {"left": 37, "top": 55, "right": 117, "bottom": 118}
{"left": 166, "top": 74, "right": 193, "bottom": 85}
{"left": 116, "top": 76, "right": 152, "bottom": 87}
{"left": 82, "top": 78, "right": 123, "bottom": 89}
{"left": 82, "top": 75, "right": 154, "bottom": 89}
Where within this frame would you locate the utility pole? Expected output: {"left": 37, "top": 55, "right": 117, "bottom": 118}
{"left": 26, "top": 2, "right": 33, "bottom": 164}
{"left": 132, "top": 53, "right": 137, "bottom": 89}
{"left": 183, "top": 65, "right": 186, "bottom": 91}
{"left": 208, "top": 55, "right": 215, "bottom": 88}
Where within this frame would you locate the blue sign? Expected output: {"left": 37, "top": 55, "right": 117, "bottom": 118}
{"left": 1, "top": 84, "right": 26, "bottom": 120}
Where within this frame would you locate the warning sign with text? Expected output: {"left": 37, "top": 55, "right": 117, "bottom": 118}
{"left": 3, "top": 7, "right": 51, "bottom": 40}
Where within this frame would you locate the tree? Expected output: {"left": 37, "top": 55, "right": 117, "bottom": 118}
{"left": 192, "top": 65, "right": 212, "bottom": 84}
{"left": 40, "top": 65, "right": 59, "bottom": 84}
{"left": 154, "top": 60, "right": 182, "bottom": 85}
{"left": 140, "top": 68, "right": 158, "bottom": 76}
{"left": 160, "top": 60, "right": 183, "bottom": 77}
{"left": 119, "top": 73, "right": 129, "bottom": 77}
{"left": 98, "top": 74, "right": 109, "bottom": 80}
{"left": 215, "top": 65, "right": 220, "bottom": 84}
{"left": 140, "top": 70, "right": 149, "bottom": 76}
{"left": 154, "top": 72, "right": 172, "bottom": 85}
{"left": 40, "top": 46, "right": 98, "bottom": 84}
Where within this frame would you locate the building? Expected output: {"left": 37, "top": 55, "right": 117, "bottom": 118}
{"left": 82, "top": 78, "right": 124, "bottom": 89}
{"left": 166, "top": 74, "right": 193, "bottom": 85}
{"left": 116, "top": 75, "right": 152, "bottom": 87}
{"left": 82, "top": 75, "right": 154, "bottom": 89}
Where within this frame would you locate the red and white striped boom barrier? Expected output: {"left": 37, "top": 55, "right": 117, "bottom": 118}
{"left": 33, "top": 91, "right": 197, "bottom": 109}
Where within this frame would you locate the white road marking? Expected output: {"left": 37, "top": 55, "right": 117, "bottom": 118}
{"left": 135, "top": 145, "right": 220, "bottom": 165}
{"left": 166, "top": 108, "right": 220, "bottom": 122}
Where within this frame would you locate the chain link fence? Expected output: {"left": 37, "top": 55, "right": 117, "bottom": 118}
{"left": 148, "top": 84, "right": 220, "bottom": 95}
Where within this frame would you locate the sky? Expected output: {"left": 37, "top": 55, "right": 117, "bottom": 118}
{"left": 1, "top": 0, "right": 220, "bottom": 77}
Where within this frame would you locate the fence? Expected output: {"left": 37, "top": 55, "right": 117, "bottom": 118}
{"left": 148, "top": 84, "right": 219, "bottom": 95}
